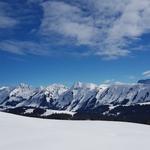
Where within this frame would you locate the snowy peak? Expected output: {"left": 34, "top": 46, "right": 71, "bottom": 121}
{"left": 44, "top": 84, "right": 68, "bottom": 100}
{"left": 18, "top": 83, "right": 31, "bottom": 88}
{"left": 9, "top": 83, "right": 33, "bottom": 98}
{"left": 46, "top": 84, "right": 68, "bottom": 92}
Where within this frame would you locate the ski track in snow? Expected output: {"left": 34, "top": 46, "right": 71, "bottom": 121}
{"left": 0, "top": 112, "right": 150, "bottom": 150}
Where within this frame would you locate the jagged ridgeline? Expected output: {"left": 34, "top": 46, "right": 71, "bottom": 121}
{"left": 0, "top": 80, "right": 150, "bottom": 124}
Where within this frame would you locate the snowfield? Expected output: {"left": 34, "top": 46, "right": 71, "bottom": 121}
{"left": 0, "top": 112, "right": 150, "bottom": 150}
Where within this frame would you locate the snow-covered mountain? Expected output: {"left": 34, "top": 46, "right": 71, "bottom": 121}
{"left": 16, "top": 84, "right": 68, "bottom": 109}
{"left": 0, "top": 80, "right": 150, "bottom": 124}
{"left": 0, "top": 81, "right": 150, "bottom": 110}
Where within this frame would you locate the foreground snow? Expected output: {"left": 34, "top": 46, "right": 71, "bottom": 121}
{"left": 0, "top": 112, "right": 150, "bottom": 150}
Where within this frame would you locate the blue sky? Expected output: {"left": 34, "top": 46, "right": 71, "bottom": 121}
{"left": 0, "top": 0, "right": 150, "bottom": 86}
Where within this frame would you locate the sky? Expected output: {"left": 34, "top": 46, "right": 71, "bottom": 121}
{"left": 0, "top": 0, "right": 150, "bottom": 87}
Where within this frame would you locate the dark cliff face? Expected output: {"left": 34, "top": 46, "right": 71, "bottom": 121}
{"left": 138, "top": 79, "right": 150, "bottom": 84}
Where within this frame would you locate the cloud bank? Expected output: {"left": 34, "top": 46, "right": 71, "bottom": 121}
{"left": 0, "top": 0, "right": 150, "bottom": 59}
{"left": 39, "top": 0, "right": 150, "bottom": 59}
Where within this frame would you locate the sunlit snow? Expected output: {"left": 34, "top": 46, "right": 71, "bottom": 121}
{"left": 0, "top": 112, "right": 150, "bottom": 150}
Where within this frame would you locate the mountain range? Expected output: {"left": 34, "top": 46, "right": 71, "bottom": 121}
{"left": 0, "top": 79, "right": 150, "bottom": 124}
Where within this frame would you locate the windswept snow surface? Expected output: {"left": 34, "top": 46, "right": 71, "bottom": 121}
{"left": 0, "top": 112, "right": 150, "bottom": 150}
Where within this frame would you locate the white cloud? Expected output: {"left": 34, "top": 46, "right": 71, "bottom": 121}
{"left": 102, "top": 79, "right": 128, "bottom": 85}
{"left": 0, "top": 16, "right": 17, "bottom": 28}
{"left": 103, "top": 79, "right": 115, "bottom": 84}
{"left": 40, "top": 1, "right": 99, "bottom": 45}
{"left": 0, "top": 2, "right": 18, "bottom": 28}
{"left": 142, "top": 70, "right": 150, "bottom": 77}
{"left": 0, "top": 39, "right": 92, "bottom": 57}
{"left": 106, "top": 0, "right": 150, "bottom": 51}
{"left": 40, "top": 0, "right": 150, "bottom": 59}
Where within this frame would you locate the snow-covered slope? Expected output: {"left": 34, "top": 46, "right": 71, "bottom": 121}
{"left": 17, "top": 84, "right": 68, "bottom": 109}
{"left": 56, "top": 82, "right": 98, "bottom": 111}
{"left": 95, "top": 84, "right": 150, "bottom": 106}
{"left": 0, "top": 86, "right": 12, "bottom": 104}
{"left": 3, "top": 84, "right": 36, "bottom": 107}
{"left": 0, "top": 112, "right": 150, "bottom": 150}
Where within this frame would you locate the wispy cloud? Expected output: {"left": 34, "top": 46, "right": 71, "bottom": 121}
{"left": 102, "top": 79, "right": 129, "bottom": 85}
{"left": 0, "top": 16, "right": 18, "bottom": 28}
{"left": 0, "top": 40, "right": 50, "bottom": 56}
{"left": 103, "top": 79, "right": 115, "bottom": 84}
{"left": 142, "top": 70, "right": 150, "bottom": 78}
{"left": 0, "top": 2, "right": 18, "bottom": 28}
